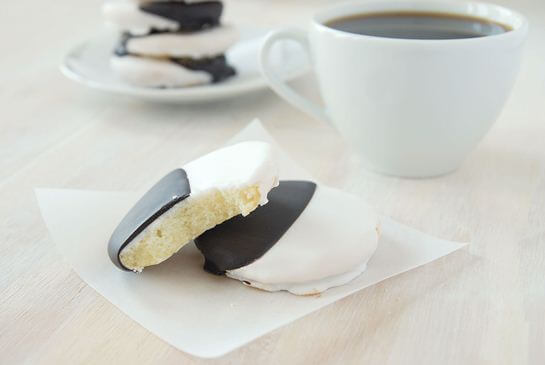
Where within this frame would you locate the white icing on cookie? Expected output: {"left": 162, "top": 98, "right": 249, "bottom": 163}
{"left": 228, "top": 261, "right": 370, "bottom": 296}
{"left": 103, "top": 0, "right": 180, "bottom": 35}
{"left": 183, "top": 141, "right": 279, "bottom": 206}
{"left": 226, "top": 185, "right": 379, "bottom": 295}
{"left": 124, "top": 25, "right": 238, "bottom": 58}
{"left": 111, "top": 55, "right": 211, "bottom": 87}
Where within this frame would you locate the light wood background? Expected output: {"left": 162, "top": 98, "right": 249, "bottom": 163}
{"left": 1, "top": 0, "right": 544, "bottom": 364}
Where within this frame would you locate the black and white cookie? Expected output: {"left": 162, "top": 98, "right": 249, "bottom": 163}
{"left": 108, "top": 142, "right": 279, "bottom": 272}
{"left": 110, "top": 54, "right": 235, "bottom": 87}
{"left": 115, "top": 25, "right": 237, "bottom": 58}
{"left": 103, "top": 0, "right": 223, "bottom": 35}
{"left": 107, "top": 143, "right": 377, "bottom": 295}
{"left": 103, "top": 0, "right": 238, "bottom": 87}
{"left": 195, "top": 181, "right": 380, "bottom": 295}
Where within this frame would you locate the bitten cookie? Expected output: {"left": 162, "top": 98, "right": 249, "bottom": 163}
{"left": 108, "top": 141, "right": 279, "bottom": 272}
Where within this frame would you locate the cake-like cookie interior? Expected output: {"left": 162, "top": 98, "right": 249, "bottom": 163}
{"left": 119, "top": 184, "right": 262, "bottom": 270}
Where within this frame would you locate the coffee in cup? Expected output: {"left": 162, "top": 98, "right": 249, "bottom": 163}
{"left": 260, "top": 1, "right": 527, "bottom": 177}
{"left": 326, "top": 11, "right": 511, "bottom": 39}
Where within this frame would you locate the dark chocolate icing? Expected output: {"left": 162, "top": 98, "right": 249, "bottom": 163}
{"left": 139, "top": 1, "right": 223, "bottom": 32}
{"left": 108, "top": 169, "right": 191, "bottom": 271}
{"left": 114, "top": 32, "right": 132, "bottom": 57}
{"left": 172, "top": 55, "right": 236, "bottom": 82}
{"left": 194, "top": 180, "right": 317, "bottom": 275}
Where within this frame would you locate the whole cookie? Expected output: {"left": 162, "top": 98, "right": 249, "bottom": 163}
{"left": 117, "top": 25, "right": 238, "bottom": 58}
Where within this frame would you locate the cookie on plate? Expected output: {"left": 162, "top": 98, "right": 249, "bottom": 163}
{"left": 103, "top": 0, "right": 237, "bottom": 87}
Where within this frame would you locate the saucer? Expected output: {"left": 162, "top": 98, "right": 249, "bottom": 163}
{"left": 61, "top": 27, "right": 308, "bottom": 103}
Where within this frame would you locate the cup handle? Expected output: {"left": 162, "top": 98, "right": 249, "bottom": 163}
{"left": 259, "top": 28, "right": 329, "bottom": 122}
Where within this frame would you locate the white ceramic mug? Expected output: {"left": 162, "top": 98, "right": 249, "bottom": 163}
{"left": 260, "top": 1, "right": 527, "bottom": 177}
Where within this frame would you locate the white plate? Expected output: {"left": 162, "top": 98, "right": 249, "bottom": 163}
{"left": 61, "top": 27, "right": 309, "bottom": 103}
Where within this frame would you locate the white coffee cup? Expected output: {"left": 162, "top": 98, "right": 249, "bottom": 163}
{"left": 260, "top": 1, "right": 527, "bottom": 177}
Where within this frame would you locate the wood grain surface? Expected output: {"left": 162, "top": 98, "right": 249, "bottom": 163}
{"left": 1, "top": 0, "right": 544, "bottom": 364}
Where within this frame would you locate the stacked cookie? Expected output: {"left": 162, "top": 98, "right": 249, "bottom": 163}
{"left": 103, "top": 0, "right": 237, "bottom": 87}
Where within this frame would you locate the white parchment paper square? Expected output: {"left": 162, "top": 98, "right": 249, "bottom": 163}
{"left": 36, "top": 120, "right": 467, "bottom": 358}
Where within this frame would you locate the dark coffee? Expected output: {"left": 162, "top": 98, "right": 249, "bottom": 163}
{"left": 326, "top": 11, "right": 511, "bottom": 40}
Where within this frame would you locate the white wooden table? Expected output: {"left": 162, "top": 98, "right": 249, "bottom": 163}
{"left": 1, "top": 0, "right": 544, "bottom": 363}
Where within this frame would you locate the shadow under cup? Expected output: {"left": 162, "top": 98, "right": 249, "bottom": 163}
{"left": 261, "top": 1, "right": 528, "bottom": 178}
